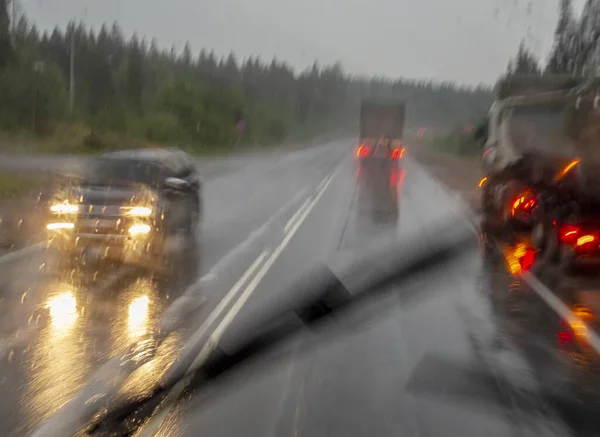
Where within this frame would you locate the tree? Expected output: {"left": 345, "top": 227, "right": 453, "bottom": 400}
{"left": 0, "top": 0, "right": 13, "bottom": 67}
{"left": 126, "top": 34, "right": 144, "bottom": 112}
{"left": 182, "top": 42, "right": 192, "bottom": 67}
{"left": 576, "top": 0, "right": 600, "bottom": 75}
{"left": 0, "top": 10, "right": 495, "bottom": 148}
{"left": 547, "top": 0, "right": 577, "bottom": 74}
{"left": 508, "top": 41, "right": 541, "bottom": 75}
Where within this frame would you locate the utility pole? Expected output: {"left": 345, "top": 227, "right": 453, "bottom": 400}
{"left": 69, "top": 32, "right": 75, "bottom": 115}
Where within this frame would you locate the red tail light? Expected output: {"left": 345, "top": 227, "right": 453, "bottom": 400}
{"left": 356, "top": 145, "right": 371, "bottom": 157}
{"left": 391, "top": 147, "right": 405, "bottom": 159}
{"left": 559, "top": 224, "right": 580, "bottom": 244}
{"left": 577, "top": 234, "right": 596, "bottom": 246}
{"left": 511, "top": 191, "right": 537, "bottom": 217}
{"left": 575, "top": 233, "right": 598, "bottom": 255}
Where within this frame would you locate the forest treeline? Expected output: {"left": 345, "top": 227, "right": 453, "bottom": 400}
{"left": 0, "top": 1, "right": 492, "bottom": 152}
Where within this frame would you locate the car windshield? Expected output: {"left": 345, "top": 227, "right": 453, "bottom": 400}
{"left": 3, "top": 1, "right": 600, "bottom": 437}
{"left": 84, "top": 158, "right": 166, "bottom": 186}
{"left": 508, "top": 103, "right": 577, "bottom": 157}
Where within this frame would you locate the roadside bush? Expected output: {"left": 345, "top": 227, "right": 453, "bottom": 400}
{"left": 133, "top": 112, "right": 188, "bottom": 144}
{"left": 431, "top": 126, "right": 481, "bottom": 157}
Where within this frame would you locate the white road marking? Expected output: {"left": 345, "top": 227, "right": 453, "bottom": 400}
{"left": 159, "top": 189, "right": 308, "bottom": 333}
{"left": 138, "top": 172, "right": 337, "bottom": 437}
{"left": 179, "top": 251, "right": 268, "bottom": 355}
{"left": 284, "top": 197, "right": 311, "bottom": 233}
{"left": 0, "top": 242, "right": 44, "bottom": 266}
{"left": 206, "top": 188, "right": 307, "bottom": 278}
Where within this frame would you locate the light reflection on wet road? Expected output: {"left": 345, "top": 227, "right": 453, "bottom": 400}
{"left": 0, "top": 142, "right": 348, "bottom": 436}
{"left": 9, "top": 268, "right": 179, "bottom": 435}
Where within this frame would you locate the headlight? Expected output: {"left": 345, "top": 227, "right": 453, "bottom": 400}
{"left": 129, "top": 224, "right": 151, "bottom": 236}
{"left": 50, "top": 203, "right": 79, "bottom": 214}
{"left": 123, "top": 207, "right": 153, "bottom": 217}
{"left": 47, "top": 222, "right": 75, "bottom": 230}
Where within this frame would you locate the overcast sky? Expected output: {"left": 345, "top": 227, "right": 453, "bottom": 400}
{"left": 19, "top": 0, "right": 586, "bottom": 86}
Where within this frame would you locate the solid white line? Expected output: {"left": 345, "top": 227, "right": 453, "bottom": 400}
{"left": 284, "top": 197, "right": 311, "bottom": 233}
{"left": 0, "top": 242, "right": 44, "bottom": 266}
{"left": 522, "top": 272, "right": 600, "bottom": 354}
{"left": 182, "top": 251, "right": 268, "bottom": 352}
{"left": 207, "top": 188, "right": 308, "bottom": 277}
{"left": 139, "top": 169, "right": 337, "bottom": 437}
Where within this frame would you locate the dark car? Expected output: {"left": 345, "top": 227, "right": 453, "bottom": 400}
{"left": 45, "top": 148, "right": 202, "bottom": 271}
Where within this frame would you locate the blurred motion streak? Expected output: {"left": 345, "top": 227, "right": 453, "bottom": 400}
{"left": 478, "top": 176, "right": 487, "bottom": 187}
{"left": 554, "top": 158, "right": 580, "bottom": 181}
{"left": 570, "top": 306, "right": 595, "bottom": 341}
{"left": 504, "top": 242, "right": 537, "bottom": 275}
{"left": 390, "top": 168, "right": 405, "bottom": 194}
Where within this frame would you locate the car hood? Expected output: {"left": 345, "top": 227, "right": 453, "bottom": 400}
{"left": 51, "top": 179, "right": 158, "bottom": 208}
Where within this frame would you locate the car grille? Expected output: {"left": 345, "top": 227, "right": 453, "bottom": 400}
{"left": 75, "top": 218, "right": 125, "bottom": 236}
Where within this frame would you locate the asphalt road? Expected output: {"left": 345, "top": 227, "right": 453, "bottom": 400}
{"left": 1, "top": 141, "right": 600, "bottom": 437}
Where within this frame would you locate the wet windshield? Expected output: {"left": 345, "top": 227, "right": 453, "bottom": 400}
{"left": 508, "top": 104, "right": 577, "bottom": 156}
{"left": 2, "top": 1, "right": 600, "bottom": 437}
{"left": 84, "top": 159, "right": 166, "bottom": 187}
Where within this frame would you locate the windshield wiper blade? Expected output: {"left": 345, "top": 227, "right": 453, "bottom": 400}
{"left": 88, "top": 219, "right": 478, "bottom": 435}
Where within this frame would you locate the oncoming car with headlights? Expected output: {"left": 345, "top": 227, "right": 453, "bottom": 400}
{"left": 45, "top": 148, "right": 202, "bottom": 272}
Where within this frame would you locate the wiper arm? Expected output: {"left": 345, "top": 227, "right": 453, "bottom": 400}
{"left": 89, "top": 219, "right": 478, "bottom": 434}
{"left": 200, "top": 222, "right": 477, "bottom": 379}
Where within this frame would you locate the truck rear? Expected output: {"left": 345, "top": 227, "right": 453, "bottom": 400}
{"left": 480, "top": 74, "right": 600, "bottom": 278}
{"left": 356, "top": 99, "right": 406, "bottom": 161}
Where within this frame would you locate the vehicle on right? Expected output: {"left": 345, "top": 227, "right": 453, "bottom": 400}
{"left": 478, "top": 74, "right": 600, "bottom": 280}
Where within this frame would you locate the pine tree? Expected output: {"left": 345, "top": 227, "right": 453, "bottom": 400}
{"left": 547, "top": 0, "right": 576, "bottom": 74}
{"left": 127, "top": 34, "right": 144, "bottom": 112}
{"left": 182, "top": 42, "right": 192, "bottom": 67}
{"left": 509, "top": 41, "right": 541, "bottom": 75}
{"left": 577, "top": 0, "right": 600, "bottom": 75}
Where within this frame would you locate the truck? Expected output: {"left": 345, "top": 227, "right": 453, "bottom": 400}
{"left": 356, "top": 98, "right": 406, "bottom": 160}
{"left": 479, "top": 73, "right": 600, "bottom": 277}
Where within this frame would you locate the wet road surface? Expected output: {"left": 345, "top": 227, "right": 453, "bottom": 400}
{"left": 2, "top": 141, "right": 600, "bottom": 436}
{"left": 0, "top": 142, "right": 345, "bottom": 436}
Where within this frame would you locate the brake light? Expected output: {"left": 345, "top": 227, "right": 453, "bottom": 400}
{"left": 577, "top": 234, "right": 596, "bottom": 246}
{"left": 391, "top": 148, "right": 405, "bottom": 159}
{"left": 559, "top": 225, "right": 580, "bottom": 244}
{"left": 356, "top": 145, "right": 371, "bottom": 157}
{"left": 575, "top": 233, "right": 598, "bottom": 254}
{"left": 511, "top": 191, "right": 536, "bottom": 217}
